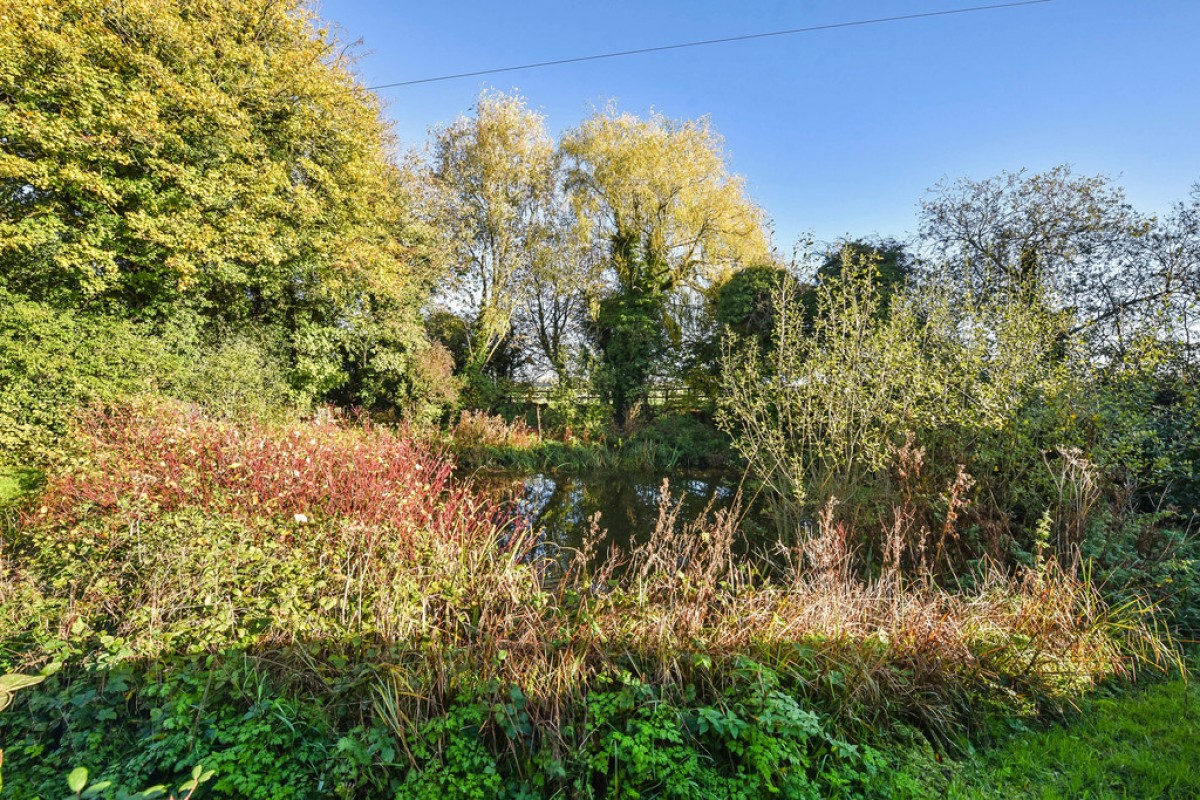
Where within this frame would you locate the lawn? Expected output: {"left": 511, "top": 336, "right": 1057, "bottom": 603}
{"left": 895, "top": 674, "right": 1200, "bottom": 799}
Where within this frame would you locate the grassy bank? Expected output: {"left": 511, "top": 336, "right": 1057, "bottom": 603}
{"left": 0, "top": 400, "right": 1172, "bottom": 798}
{"left": 446, "top": 409, "right": 737, "bottom": 472}
{"left": 888, "top": 673, "right": 1199, "bottom": 798}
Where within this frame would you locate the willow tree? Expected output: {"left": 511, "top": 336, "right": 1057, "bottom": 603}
{"left": 0, "top": 0, "right": 435, "bottom": 407}
{"left": 428, "top": 90, "right": 558, "bottom": 379}
{"left": 562, "top": 109, "right": 768, "bottom": 422}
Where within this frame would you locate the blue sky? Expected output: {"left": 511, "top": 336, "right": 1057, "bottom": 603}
{"left": 317, "top": 0, "right": 1200, "bottom": 253}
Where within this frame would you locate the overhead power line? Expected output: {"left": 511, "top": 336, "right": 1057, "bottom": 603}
{"left": 366, "top": 0, "right": 1052, "bottom": 91}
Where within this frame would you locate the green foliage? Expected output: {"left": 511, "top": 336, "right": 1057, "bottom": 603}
{"left": 626, "top": 413, "right": 733, "bottom": 470}
{"left": 563, "top": 108, "right": 769, "bottom": 425}
{"left": 1086, "top": 352, "right": 1200, "bottom": 519}
{"left": 451, "top": 412, "right": 731, "bottom": 472}
{"left": 589, "top": 290, "right": 669, "bottom": 426}
{"left": 3, "top": 402, "right": 1162, "bottom": 798}
{"left": 0, "top": 670, "right": 46, "bottom": 714}
{"left": 0, "top": 0, "right": 408, "bottom": 311}
{"left": 169, "top": 330, "right": 297, "bottom": 419}
{"left": 0, "top": 289, "right": 172, "bottom": 457}
{"left": 1082, "top": 508, "right": 1200, "bottom": 637}
{"left": 426, "top": 310, "right": 473, "bottom": 373}
{"left": 397, "top": 700, "right": 504, "bottom": 799}
{"left": 0, "top": 654, "right": 320, "bottom": 798}
{"left": 58, "top": 763, "right": 214, "bottom": 800}
{"left": 539, "top": 378, "right": 611, "bottom": 437}
{"left": 0, "top": 291, "right": 309, "bottom": 458}
{"left": 0, "top": 0, "right": 441, "bottom": 416}
{"left": 814, "top": 240, "right": 914, "bottom": 316}
{"left": 894, "top": 677, "right": 1200, "bottom": 799}
{"left": 0, "top": 465, "right": 42, "bottom": 508}
{"left": 2, "top": 5, "right": 1194, "bottom": 792}
{"left": 713, "top": 264, "right": 802, "bottom": 357}
{"left": 720, "top": 247, "right": 1071, "bottom": 527}
{"left": 0, "top": 664, "right": 51, "bottom": 791}
{"left": 0, "top": 658, "right": 903, "bottom": 800}
{"left": 555, "top": 667, "right": 894, "bottom": 800}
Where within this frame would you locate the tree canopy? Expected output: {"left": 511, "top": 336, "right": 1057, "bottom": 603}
{"left": 0, "top": 0, "right": 441, "bottom": 409}
{"left": 562, "top": 109, "right": 769, "bottom": 296}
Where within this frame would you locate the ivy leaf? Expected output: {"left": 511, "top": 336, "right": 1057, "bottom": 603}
{"left": 67, "top": 766, "right": 89, "bottom": 793}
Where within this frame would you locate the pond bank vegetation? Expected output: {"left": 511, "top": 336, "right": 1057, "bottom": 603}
{"left": 0, "top": 399, "right": 1179, "bottom": 797}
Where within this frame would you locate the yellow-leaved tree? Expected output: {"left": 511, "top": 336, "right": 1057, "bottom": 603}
{"left": 561, "top": 108, "right": 769, "bottom": 422}
{"left": 0, "top": 0, "right": 441, "bottom": 411}
{"left": 426, "top": 91, "right": 557, "bottom": 377}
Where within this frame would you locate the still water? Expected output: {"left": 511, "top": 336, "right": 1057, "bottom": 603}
{"left": 475, "top": 469, "right": 777, "bottom": 568}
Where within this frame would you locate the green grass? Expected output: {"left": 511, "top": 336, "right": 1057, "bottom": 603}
{"left": 892, "top": 675, "right": 1200, "bottom": 799}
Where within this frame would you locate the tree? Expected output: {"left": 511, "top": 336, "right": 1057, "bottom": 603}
{"left": 816, "top": 238, "right": 915, "bottom": 317}
{"left": 562, "top": 108, "right": 769, "bottom": 423}
{"left": 1118, "top": 183, "right": 1200, "bottom": 361}
{"left": 517, "top": 218, "right": 602, "bottom": 383}
{"left": 919, "top": 167, "right": 1136, "bottom": 301}
{"left": 427, "top": 90, "right": 557, "bottom": 376}
{"left": 0, "top": 0, "right": 438, "bottom": 410}
{"left": 920, "top": 168, "right": 1200, "bottom": 364}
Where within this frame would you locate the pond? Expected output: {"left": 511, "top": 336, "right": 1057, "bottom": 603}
{"left": 474, "top": 468, "right": 783, "bottom": 571}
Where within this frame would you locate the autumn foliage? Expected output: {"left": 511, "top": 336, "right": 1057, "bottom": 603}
{"left": 33, "top": 400, "right": 508, "bottom": 544}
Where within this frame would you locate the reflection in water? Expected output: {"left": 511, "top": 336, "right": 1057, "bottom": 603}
{"left": 478, "top": 470, "right": 773, "bottom": 573}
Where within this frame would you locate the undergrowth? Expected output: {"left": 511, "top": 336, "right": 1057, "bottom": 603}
{"left": 0, "top": 400, "right": 1175, "bottom": 798}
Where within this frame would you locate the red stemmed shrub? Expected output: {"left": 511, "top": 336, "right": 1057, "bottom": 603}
{"left": 32, "top": 399, "right": 511, "bottom": 543}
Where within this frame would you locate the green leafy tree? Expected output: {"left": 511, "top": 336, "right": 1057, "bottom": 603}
{"left": 586, "top": 290, "right": 669, "bottom": 425}
{"left": 713, "top": 264, "right": 804, "bottom": 354}
{"left": 0, "top": 0, "right": 437, "bottom": 409}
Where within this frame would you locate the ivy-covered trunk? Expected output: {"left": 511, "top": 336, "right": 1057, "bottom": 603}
{"left": 590, "top": 289, "right": 667, "bottom": 426}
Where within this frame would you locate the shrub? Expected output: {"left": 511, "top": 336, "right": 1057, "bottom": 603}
{"left": 0, "top": 291, "right": 174, "bottom": 459}
{"left": 170, "top": 332, "right": 298, "bottom": 421}
{"left": 449, "top": 409, "right": 538, "bottom": 455}
{"left": 719, "top": 248, "right": 1088, "bottom": 559}
{"left": 627, "top": 412, "right": 733, "bottom": 470}
{"left": 33, "top": 399, "right": 485, "bottom": 542}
